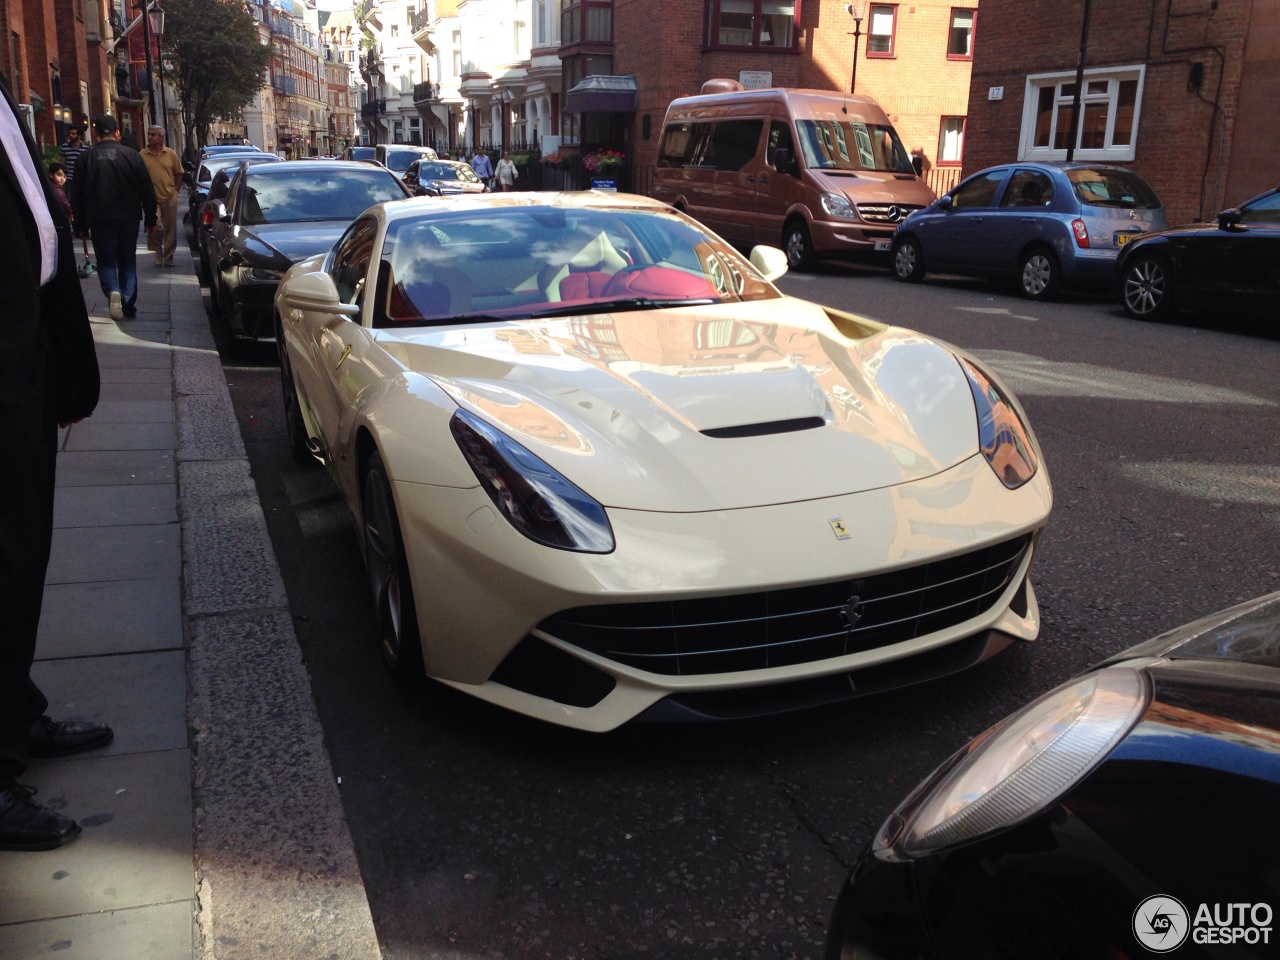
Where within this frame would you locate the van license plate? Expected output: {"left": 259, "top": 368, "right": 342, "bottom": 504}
{"left": 874, "top": 240, "right": 892, "bottom": 252}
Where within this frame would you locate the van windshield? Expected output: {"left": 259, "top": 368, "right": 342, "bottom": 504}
{"left": 795, "top": 120, "right": 914, "bottom": 174}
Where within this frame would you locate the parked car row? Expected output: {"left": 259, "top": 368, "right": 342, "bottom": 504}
{"left": 886, "top": 160, "right": 1278, "bottom": 320}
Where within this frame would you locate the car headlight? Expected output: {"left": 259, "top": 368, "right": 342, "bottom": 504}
{"left": 881, "top": 667, "right": 1149, "bottom": 858}
{"left": 957, "top": 356, "right": 1038, "bottom": 490}
{"left": 820, "top": 192, "right": 856, "bottom": 218}
{"left": 449, "top": 408, "right": 615, "bottom": 553}
{"left": 248, "top": 266, "right": 285, "bottom": 281}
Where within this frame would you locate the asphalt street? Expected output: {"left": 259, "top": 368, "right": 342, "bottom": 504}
{"left": 207, "top": 252, "right": 1280, "bottom": 959}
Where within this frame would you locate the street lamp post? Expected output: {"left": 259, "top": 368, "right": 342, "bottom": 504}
{"left": 846, "top": 2, "right": 866, "bottom": 94}
{"left": 138, "top": 0, "right": 158, "bottom": 128}
{"left": 147, "top": 2, "right": 167, "bottom": 143}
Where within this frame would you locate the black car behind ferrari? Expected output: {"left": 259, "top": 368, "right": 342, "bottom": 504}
{"left": 204, "top": 159, "right": 410, "bottom": 346}
{"left": 825, "top": 592, "right": 1280, "bottom": 960}
{"left": 1117, "top": 187, "right": 1280, "bottom": 322}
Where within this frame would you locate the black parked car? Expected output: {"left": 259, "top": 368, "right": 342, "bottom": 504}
{"left": 194, "top": 155, "right": 284, "bottom": 283}
{"left": 205, "top": 160, "right": 410, "bottom": 346}
{"left": 402, "top": 158, "right": 487, "bottom": 196}
{"left": 824, "top": 592, "right": 1280, "bottom": 960}
{"left": 1117, "top": 187, "right": 1280, "bottom": 322}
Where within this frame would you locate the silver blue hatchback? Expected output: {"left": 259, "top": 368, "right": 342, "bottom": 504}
{"left": 890, "top": 162, "right": 1167, "bottom": 300}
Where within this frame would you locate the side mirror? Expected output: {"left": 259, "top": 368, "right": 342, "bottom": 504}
{"left": 749, "top": 244, "right": 789, "bottom": 283}
{"left": 212, "top": 200, "right": 230, "bottom": 223}
{"left": 772, "top": 147, "right": 798, "bottom": 176}
{"left": 937, "top": 195, "right": 954, "bottom": 210}
{"left": 280, "top": 271, "right": 361, "bottom": 317}
{"left": 1218, "top": 207, "right": 1243, "bottom": 229}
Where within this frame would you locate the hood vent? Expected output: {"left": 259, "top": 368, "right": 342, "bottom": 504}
{"left": 701, "top": 417, "right": 825, "bottom": 439}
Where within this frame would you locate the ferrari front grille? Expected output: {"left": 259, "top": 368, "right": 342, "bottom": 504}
{"left": 538, "top": 535, "right": 1032, "bottom": 676}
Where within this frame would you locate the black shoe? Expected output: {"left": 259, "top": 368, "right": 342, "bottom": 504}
{"left": 0, "top": 785, "right": 82, "bottom": 851}
{"left": 28, "top": 716, "right": 114, "bottom": 758}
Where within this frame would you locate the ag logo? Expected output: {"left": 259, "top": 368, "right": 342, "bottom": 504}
{"left": 1133, "top": 895, "right": 1190, "bottom": 952}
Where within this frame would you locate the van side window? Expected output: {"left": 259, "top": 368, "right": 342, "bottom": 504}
{"left": 658, "top": 123, "right": 692, "bottom": 167}
{"left": 708, "top": 119, "right": 764, "bottom": 172}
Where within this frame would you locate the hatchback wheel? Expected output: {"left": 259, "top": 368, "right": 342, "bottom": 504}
{"left": 362, "top": 451, "right": 424, "bottom": 685}
{"left": 783, "top": 219, "right": 816, "bottom": 272}
{"left": 891, "top": 236, "right": 925, "bottom": 282}
{"left": 1121, "top": 254, "right": 1174, "bottom": 321}
{"left": 1019, "top": 248, "right": 1061, "bottom": 300}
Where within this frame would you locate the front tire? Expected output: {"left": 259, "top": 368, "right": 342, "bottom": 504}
{"left": 1019, "top": 247, "right": 1061, "bottom": 300}
{"left": 783, "top": 219, "right": 816, "bottom": 272}
{"left": 1121, "top": 254, "right": 1175, "bottom": 321}
{"left": 891, "top": 236, "right": 925, "bottom": 282}
{"left": 362, "top": 451, "right": 424, "bottom": 685}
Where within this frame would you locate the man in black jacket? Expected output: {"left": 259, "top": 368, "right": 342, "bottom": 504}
{"left": 69, "top": 114, "right": 157, "bottom": 321}
{"left": 0, "top": 81, "right": 114, "bottom": 851}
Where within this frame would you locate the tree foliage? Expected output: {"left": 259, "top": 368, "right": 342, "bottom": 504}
{"left": 164, "top": 0, "right": 271, "bottom": 153}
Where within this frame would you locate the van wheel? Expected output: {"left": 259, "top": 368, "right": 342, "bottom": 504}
{"left": 784, "top": 220, "right": 816, "bottom": 271}
{"left": 1019, "top": 247, "right": 1061, "bottom": 300}
{"left": 891, "top": 236, "right": 925, "bottom": 282}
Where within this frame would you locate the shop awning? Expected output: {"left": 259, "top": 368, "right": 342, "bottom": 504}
{"left": 563, "top": 75, "right": 638, "bottom": 114}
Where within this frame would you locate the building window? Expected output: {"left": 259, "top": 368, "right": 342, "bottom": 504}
{"left": 561, "top": 1, "right": 613, "bottom": 46}
{"left": 707, "top": 1, "right": 799, "bottom": 50}
{"left": 937, "top": 116, "right": 964, "bottom": 164}
{"left": 1020, "top": 65, "right": 1144, "bottom": 162}
{"left": 947, "top": 8, "right": 974, "bottom": 59}
{"left": 867, "top": 4, "right": 896, "bottom": 56}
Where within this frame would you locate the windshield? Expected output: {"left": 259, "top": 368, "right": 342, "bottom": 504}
{"left": 795, "top": 119, "right": 914, "bottom": 174}
{"left": 385, "top": 148, "right": 431, "bottom": 172}
{"left": 375, "top": 206, "right": 781, "bottom": 326}
{"left": 419, "top": 162, "right": 477, "bottom": 182}
{"left": 238, "top": 168, "right": 406, "bottom": 225}
{"left": 1068, "top": 168, "right": 1162, "bottom": 209}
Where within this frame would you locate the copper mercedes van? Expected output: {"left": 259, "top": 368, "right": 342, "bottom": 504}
{"left": 653, "top": 80, "right": 934, "bottom": 270}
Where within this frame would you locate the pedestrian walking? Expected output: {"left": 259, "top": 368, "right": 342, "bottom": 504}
{"left": 69, "top": 114, "right": 157, "bottom": 322}
{"left": 58, "top": 125, "right": 88, "bottom": 184}
{"left": 140, "top": 125, "right": 184, "bottom": 267}
{"left": 495, "top": 151, "right": 517, "bottom": 192}
{"left": 0, "top": 77, "right": 112, "bottom": 853}
{"left": 471, "top": 148, "right": 493, "bottom": 189}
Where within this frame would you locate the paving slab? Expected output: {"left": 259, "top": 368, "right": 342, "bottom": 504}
{"left": 54, "top": 450, "right": 175, "bottom": 487}
{"left": 0, "top": 750, "right": 193, "bottom": 925}
{"left": 46, "top": 525, "right": 181, "bottom": 584}
{"left": 0, "top": 901, "right": 194, "bottom": 960}
{"left": 52, "top": 482, "right": 177, "bottom": 528}
{"left": 35, "top": 578, "right": 182, "bottom": 658}
{"left": 62, "top": 421, "right": 176, "bottom": 452}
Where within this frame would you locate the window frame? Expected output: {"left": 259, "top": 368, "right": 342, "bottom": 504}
{"left": 866, "top": 3, "right": 898, "bottom": 59}
{"left": 946, "top": 7, "right": 976, "bottom": 61}
{"left": 705, "top": 0, "right": 802, "bottom": 53}
{"left": 936, "top": 115, "right": 965, "bottom": 166}
{"left": 1019, "top": 64, "right": 1146, "bottom": 163}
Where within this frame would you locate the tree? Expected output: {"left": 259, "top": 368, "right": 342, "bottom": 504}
{"left": 163, "top": 0, "right": 272, "bottom": 153}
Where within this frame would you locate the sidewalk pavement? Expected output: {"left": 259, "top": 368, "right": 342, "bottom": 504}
{"left": 0, "top": 236, "right": 383, "bottom": 959}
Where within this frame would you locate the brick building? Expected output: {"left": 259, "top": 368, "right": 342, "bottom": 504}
{"left": 962, "top": 0, "right": 1280, "bottom": 225}
{"left": 598, "top": 0, "right": 979, "bottom": 196}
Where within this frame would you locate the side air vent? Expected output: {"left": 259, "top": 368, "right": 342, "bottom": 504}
{"left": 701, "top": 417, "right": 825, "bottom": 439}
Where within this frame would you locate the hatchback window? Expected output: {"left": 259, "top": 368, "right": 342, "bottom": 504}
{"left": 1068, "top": 168, "right": 1161, "bottom": 209}
{"left": 949, "top": 170, "right": 1005, "bottom": 209}
{"left": 1000, "top": 170, "right": 1054, "bottom": 208}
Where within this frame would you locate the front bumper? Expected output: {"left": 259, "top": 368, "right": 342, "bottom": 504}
{"left": 394, "top": 453, "right": 1051, "bottom": 731}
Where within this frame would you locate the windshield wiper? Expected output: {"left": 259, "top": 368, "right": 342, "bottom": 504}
{"left": 525, "top": 297, "right": 718, "bottom": 319}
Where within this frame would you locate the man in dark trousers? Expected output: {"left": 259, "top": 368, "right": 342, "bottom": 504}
{"left": 0, "top": 80, "right": 114, "bottom": 851}
{"left": 70, "top": 114, "right": 156, "bottom": 322}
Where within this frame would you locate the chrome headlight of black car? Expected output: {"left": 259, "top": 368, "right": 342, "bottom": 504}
{"left": 877, "top": 666, "right": 1150, "bottom": 859}
{"left": 957, "top": 356, "right": 1039, "bottom": 490}
{"left": 450, "top": 408, "right": 615, "bottom": 553}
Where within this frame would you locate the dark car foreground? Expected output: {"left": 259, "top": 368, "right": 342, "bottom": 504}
{"left": 825, "top": 592, "right": 1280, "bottom": 960}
